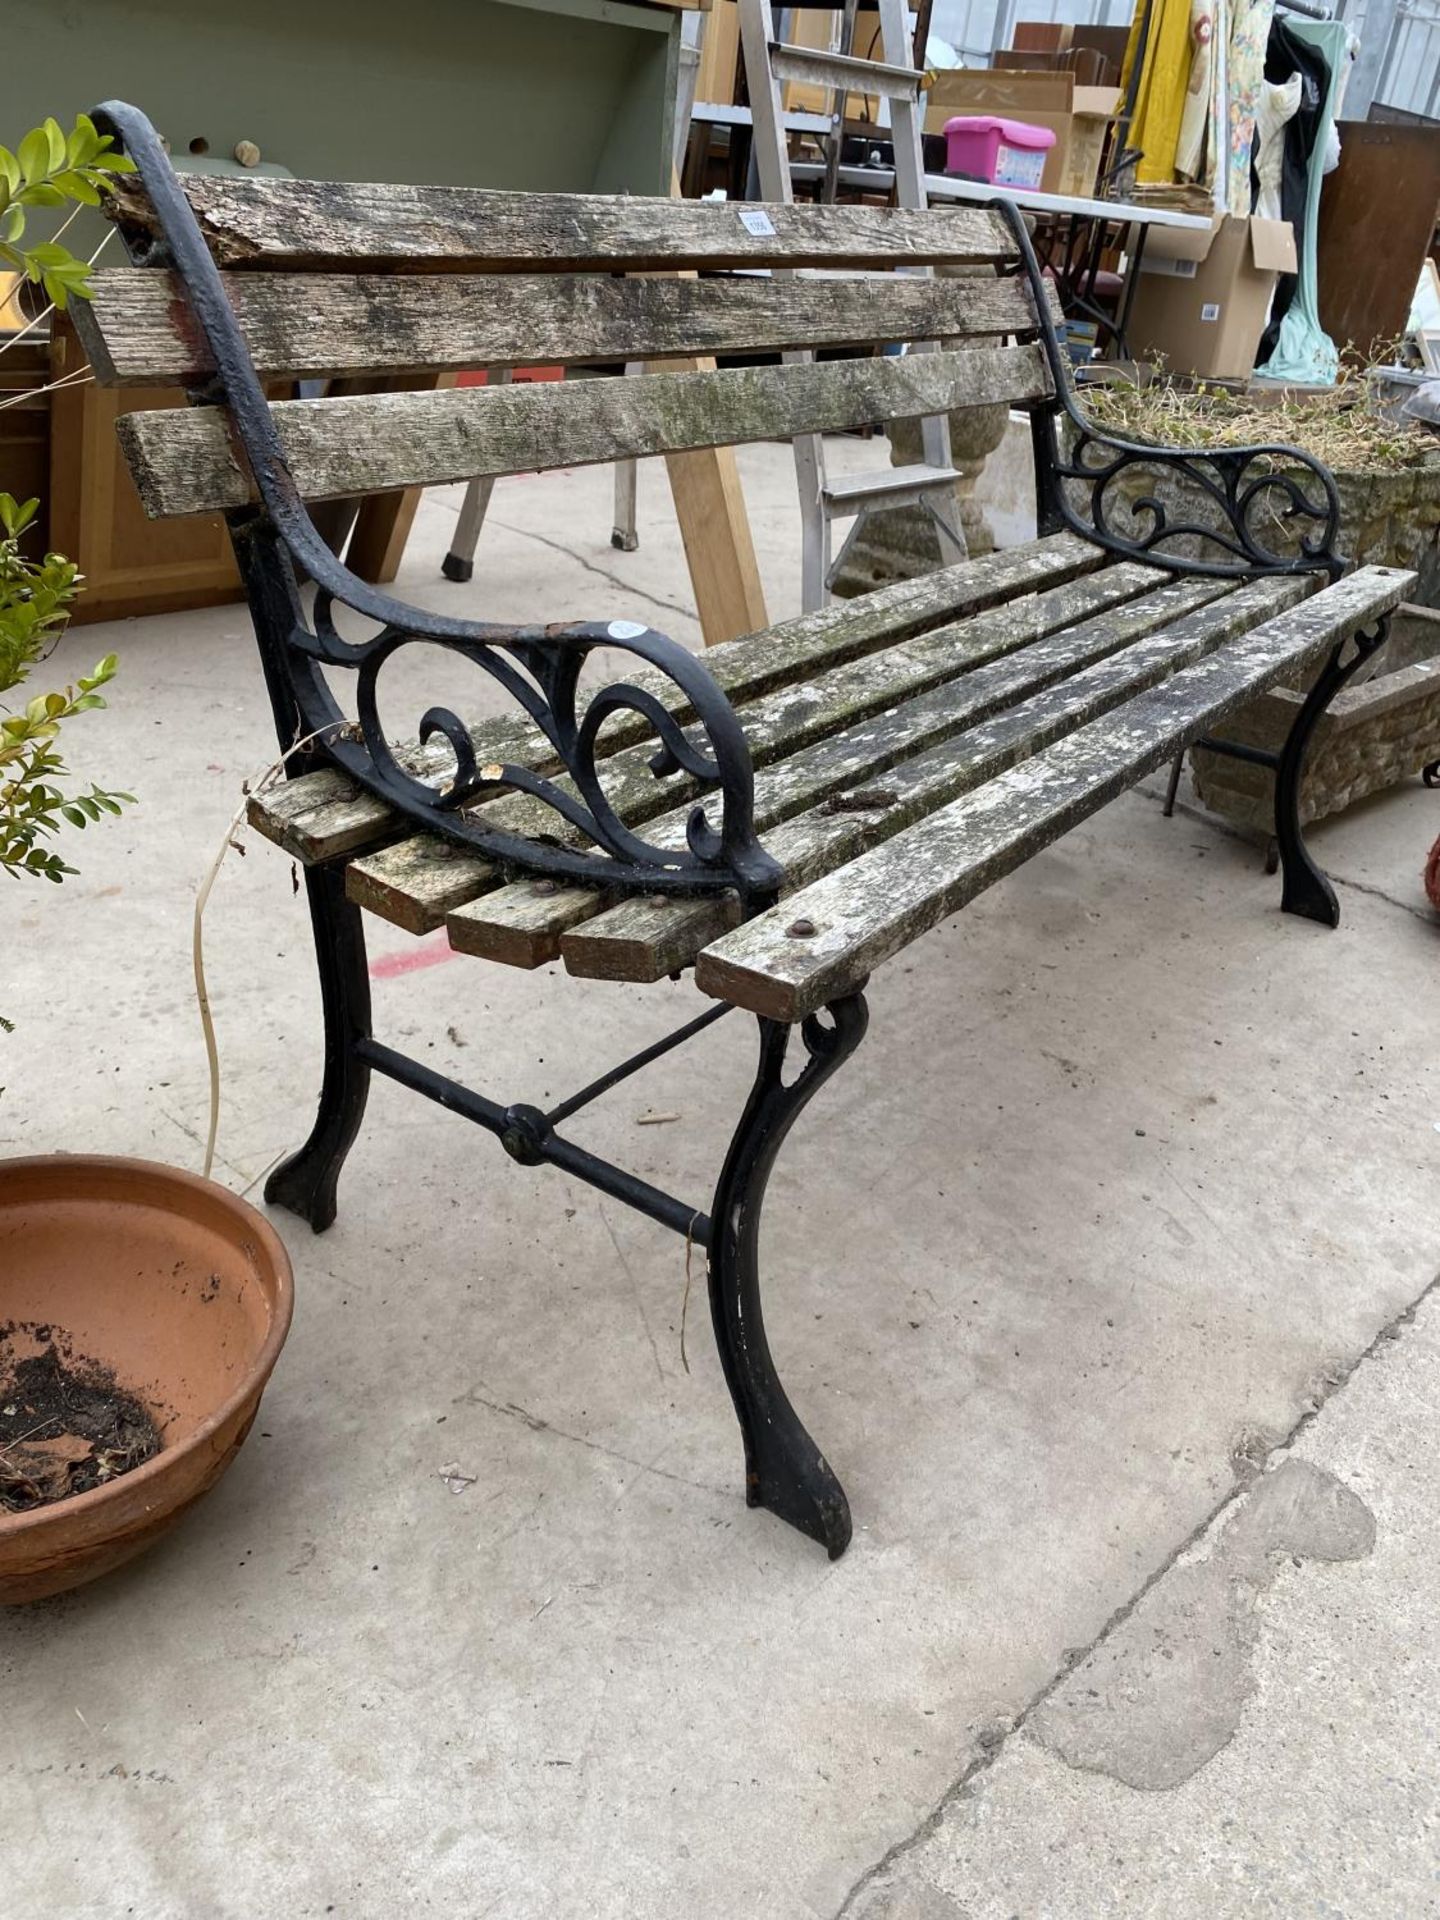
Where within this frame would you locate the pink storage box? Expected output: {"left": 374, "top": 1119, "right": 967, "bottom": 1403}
{"left": 941, "top": 115, "right": 1055, "bottom": 189}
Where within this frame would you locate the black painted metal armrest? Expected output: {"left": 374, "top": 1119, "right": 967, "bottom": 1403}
{"left": 296, "top": 575, "right": 784, "bottom": 904}
{"left": 98, "top": 98, "right": 782, "bottom": 909}
{"left": 986, "top": 196, "right": 1345, "bottom": 583}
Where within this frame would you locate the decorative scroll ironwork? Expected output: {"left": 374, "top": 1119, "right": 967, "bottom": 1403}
{"left": 93, "top": 101, "right": 784, "bottom": 905}
{"left": 986, "top": 196, "right": 1346, "bottom": 584}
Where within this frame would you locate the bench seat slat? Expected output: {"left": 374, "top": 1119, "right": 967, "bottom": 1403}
{"left": 110, "top": 176, "right": 1015, "bottom": 273}
{"left": 345, "top": 835, "right": 499, "bottom": 934}
{"left": 450, "top": 573, "right": 1243, "bottom": 968}
{"left": 427, "top": 565, "right": 1189, "bottom": 869}
{"left": 77, "top": 267, "right": 1051, "bottom": 384}
{"left": 562, "top": 575, "right": 1313, "bottom": 981}
{"left": 246, "top": 533, "right": 1099, "bottom": 864}
{"left": 118, "top": 343, "right": 1053, "bottom": 518}
{"left": 341, "top": 562, "right": 1163, "bottom": 935}
{"left": 447, "top": 878, "right": 603, "bottom": 967}
{"left": 692, "top": 566, "right": 1415, "bottom": 1020}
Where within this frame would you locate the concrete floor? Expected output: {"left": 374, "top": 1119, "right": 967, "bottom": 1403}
{"left": 2, "top": 444, "right": 1437, "bottom": 1919}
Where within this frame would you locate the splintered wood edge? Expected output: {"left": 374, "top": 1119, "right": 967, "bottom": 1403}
{"left": 344, "top": 836, "right": 499, "bottom": 934}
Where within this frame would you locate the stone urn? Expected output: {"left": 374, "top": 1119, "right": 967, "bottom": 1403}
{"left": 829, "top": 401, "right": 1011, "bottom": 598}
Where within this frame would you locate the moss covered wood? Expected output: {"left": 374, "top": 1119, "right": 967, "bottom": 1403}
{"left": 339, "top": 563, "right": 1168, "bottom": 937}
{"left": 561, "top": 576, "right": 1313, "bottom": 980}
{"left": 345, "top": 836, "right": 499, "bottom": 935}
{"left": 119, "top": 344, "right": 1053, "bottom": 518}
{"left": 471, "top": 578, "right": 1292, "bottom": 980}
{"left": 692, "top": 567, "right": 1416, "bottom": 1020}
{"left": 351, "top": 573, "right": 1310, "bottom": 972}
{"left": 245, "top": 535, "right": 1101, "bottom": 864}
{"left": 108, "top": 175, "right": 1017, "bottom": 273}
{"left": 447, "top": 877, "right": 605, "bottom": 967}
{"left": 76, "top": 268, "right": 1055, "bottom": 385}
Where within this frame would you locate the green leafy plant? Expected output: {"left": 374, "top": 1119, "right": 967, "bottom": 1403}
{"left": 0, "top": 493, "right": 132, "bottom": 883}
{"left": 0, "top": 114, "right": 138, "bottom": 891}
{"left": 0, "top": 113, "right": 135, "bottom": 309}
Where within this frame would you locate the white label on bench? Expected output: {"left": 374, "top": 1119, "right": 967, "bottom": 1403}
{"left": 607, "top": 619, "right": 648, "bottom": 640}
{"left": 738, "top": 208, "right": 777, "bottom": 237}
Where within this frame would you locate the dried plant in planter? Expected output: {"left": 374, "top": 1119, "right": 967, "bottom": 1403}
{"left": 1077, "top": 359, "right": 1440, "bottom": 477}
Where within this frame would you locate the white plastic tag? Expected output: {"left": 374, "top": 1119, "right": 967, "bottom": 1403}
{"left": 738, "top": 208, "right": 777, "bottom": 237}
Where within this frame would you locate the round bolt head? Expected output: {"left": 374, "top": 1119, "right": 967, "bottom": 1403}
{"left": 786, "top": 917, "right": 817, "bottom": 938}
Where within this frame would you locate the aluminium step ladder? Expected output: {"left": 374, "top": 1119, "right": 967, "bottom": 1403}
{"left": 441, "top": 14, "right": 709, "bottom": 580}
{"left": 737, "top": 0, "right": 966, "bottom": 610}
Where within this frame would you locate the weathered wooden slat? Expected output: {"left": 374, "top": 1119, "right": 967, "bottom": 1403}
{"left": 245, "top": 533, "right": 1100, "bottom": 864}
{"left": 117, "top": 343, "right": 1053, "bottom": 517}
{"left": 326, "top": 559, "right": 1146, "bottom": 938}
{"left": 110, "top": 175, "right": 1016, "bottom": 273}
{"left": 77, "top": 266, "right": 1049, "bottom": 385}
{"left": 244, "top": 773, "right": 403, "bottom": 867}
{"left": 448, "top": 573, "right": 1228, "bottom": 972}
{"left": 344, "top": 834, "right": 498, "bottom": 934}
{"left": 692, "top": 566, "right": 1415, "bottom": 1020}
{"left": 499, "top": 574, "right": 1228, "bottom": 972}
{"left": 440, "top": 564, "right": 1186, "bottom": 859}
{"left": 562, "top": 576, "right": 1312, "bottom": 981}
{"left": 446, "top": 878, "right": 605, "bottom": 968}
{"left": 562, "top": 893, "right": 745, "bottom": 984}
{"left": 244, "top": 711, "right": 539, "bottom": 863}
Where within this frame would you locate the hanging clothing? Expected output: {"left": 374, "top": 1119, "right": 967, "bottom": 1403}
{"left": 1254, "top": 72, "right": 1302, "bottom": 221}
{"left": 1255, "top": 17, "right": 1348, "bottom": 385}
{"left": 1225, "top": 0, "right": 1275, "bottom": 213}
{"left": 1120, "top": 0, "right": 1197, "bottom": 186}
{"left": 1175, "top": 0, "right": 1216, "bottom": 183}
{"left": 1256, "top": 18, "right": 1331, "bottom": 361}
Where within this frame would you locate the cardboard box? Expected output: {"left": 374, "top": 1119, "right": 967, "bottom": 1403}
{"left": 926, "top": 70, "right": 1120, "bottom": 201}
{"left": 1014, "top": 21, "right": 1072, "bottom": 52}
{"left": 1061, "top": 85, "right": 1121, "bottom": 199}
{"left": 926, "top": 69, "right": 1073, "bottom": 195}
{"left": 1126, "top": 216, "right": 1298, "bottom": 381}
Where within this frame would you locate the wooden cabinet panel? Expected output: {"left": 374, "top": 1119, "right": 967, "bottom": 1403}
{"left": 48, "top": 318, "right": 244, "bottom": 626}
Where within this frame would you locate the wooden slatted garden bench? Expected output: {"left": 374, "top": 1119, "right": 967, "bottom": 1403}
{"left": 82, "top": 101, "right": 1415, "bottom": 1558}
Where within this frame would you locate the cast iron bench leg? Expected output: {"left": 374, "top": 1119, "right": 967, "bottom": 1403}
{"left": 1275, "top": 617, "right": 1391, "bottom": 927}
{"left": 707, "top": 990, "right": 868, "bottom": 1559}
{"left": 266, "top": 863, "right": 373, "bottom": 1232}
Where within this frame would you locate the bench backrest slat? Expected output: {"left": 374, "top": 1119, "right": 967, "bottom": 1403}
{"left": 118, "top": 343, "right": 1053, "bottom": 518}
{"left": 76, "top": 267, "right": 1052, "bottom": 384}
{"left": 109, "top": 175, "right": 1015, "bottom": 272}
{"left": 96, "top": 166, "right": 1054, "bottom": 524}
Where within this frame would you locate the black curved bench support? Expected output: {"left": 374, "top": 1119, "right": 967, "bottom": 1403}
{"left": 264, "top": 864, "right": 374, "bottom": 1231}
{"left": 708, "top": 992, "right": 870, "bottom": 1560}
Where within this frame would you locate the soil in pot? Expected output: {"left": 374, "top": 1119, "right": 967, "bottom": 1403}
{"left": 0, "top": 1324, "right": 162, "bottom": 1513}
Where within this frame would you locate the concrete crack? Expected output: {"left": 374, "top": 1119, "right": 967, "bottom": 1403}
{"left": 487, "top": 517, "right": 696, "bottom": 624}
{"left": 1322, "top": 868, "right": 1436, "bottom": 922}
{"left": 452, "top": 1383, "right": 727, "bottom": 1498}
{"left": 1131, "top": 782, "right": 1434, "bottom": 924}
{"left": 832, "top": 1261, "right": 1440, "bottom": 1918}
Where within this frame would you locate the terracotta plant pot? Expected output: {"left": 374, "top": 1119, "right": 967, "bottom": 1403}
{"left": 0, "top": 1155, "right": 292, "bottom": 1604}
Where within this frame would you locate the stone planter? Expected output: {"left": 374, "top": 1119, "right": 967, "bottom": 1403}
{"left": 1190, "top": 602, "right": 1440, "bottom": 829}
{"left": 1078, "top": 448, "right": 1440, "bottom": 827}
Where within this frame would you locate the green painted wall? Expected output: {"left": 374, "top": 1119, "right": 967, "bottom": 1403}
{"left": 9, "top": 0, "right": 676, "bottom": 194}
